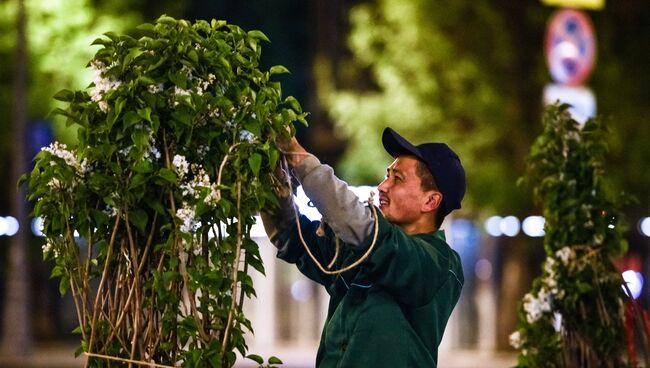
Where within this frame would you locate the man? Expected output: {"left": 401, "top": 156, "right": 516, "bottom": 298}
{"left": 261, "top": 127, "right": 466, "bottom": 367}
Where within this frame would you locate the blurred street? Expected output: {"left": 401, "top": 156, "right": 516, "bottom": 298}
{"left": 0, "top": 343, "right": 517, "bottom": 368}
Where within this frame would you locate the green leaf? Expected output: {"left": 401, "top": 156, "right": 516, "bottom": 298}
{"left": 268, "top": 356, "right": 283, "bottom": 364}
{"left": 157, "top": 168, "right": 177, "bottom": 183}
{"left": 246, "top": 354, "right": 264, "bottom": 364}
{"left": 133, "top": 160, "right": 153, "bottom": 173}
{"left": 123, "top": 111, "right": 142, "bottom": 128}
{"left": 269, "top": 148, "right": 279, "bottom": 169}
{"left": 248, "top": 153, "right": 262, "bottom": 176}
{"left": 136, "top": 23, "right": 155, "bottom": 32}
{"left": 188, "top": 49, "right": 199, "bottom": 64}
{"left": 53, "top": 89, "right": 75, "bottom": 102}
{"left": 129, "top": 209, "right": 148, "bottom": 233}
{"left": 248, "top": 30, "right": 270, "bottom": 42}
{"left": 269, "top": 65, "right": 290, "bottom": 75}
{"left": 131, "top": 129, "right": 150, "bottom": 148}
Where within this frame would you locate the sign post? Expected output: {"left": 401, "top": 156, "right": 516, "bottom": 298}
{"left": 543, "top": 7, "right": 599, "bottom": 124}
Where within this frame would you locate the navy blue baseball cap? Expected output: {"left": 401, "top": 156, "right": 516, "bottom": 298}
{"left": 382, "top": 127, "right": 466, "bottom": 218}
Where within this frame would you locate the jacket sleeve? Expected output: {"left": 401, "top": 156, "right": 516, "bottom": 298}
{"left": 293, "top": 155, "right": 373, "bottom": 246}
{"left": 273, "top": 215, "right": 339, "bottom": 287}
{"left": 355, "top": 212, "right": 456, "bottom": 307}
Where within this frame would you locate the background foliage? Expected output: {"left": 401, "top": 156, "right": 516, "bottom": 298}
{"left": 24, "top": 16, "right": 303, "bottom": 367}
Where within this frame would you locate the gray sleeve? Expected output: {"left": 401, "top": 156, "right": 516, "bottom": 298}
{"left": 293, "top": 155, "right": 373, "bottom": 246}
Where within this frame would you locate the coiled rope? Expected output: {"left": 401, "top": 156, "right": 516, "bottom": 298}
{"left": 280, "top": 153, "right": 380, "bottom": 275}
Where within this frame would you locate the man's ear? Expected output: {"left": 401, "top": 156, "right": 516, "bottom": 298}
{"left": 422, "top": 191, "right": 443, "bottom": 213}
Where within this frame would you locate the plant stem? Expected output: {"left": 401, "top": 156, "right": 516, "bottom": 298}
{"left": 86, "top": 212, "right": 121, "bottom": 368}
{"left": 222, "top": 180, "right": 243, "bottom": 356}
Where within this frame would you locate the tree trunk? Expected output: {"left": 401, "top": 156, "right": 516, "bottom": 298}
{"left": 1, "top": 0, "right": 32, "bottom": 356}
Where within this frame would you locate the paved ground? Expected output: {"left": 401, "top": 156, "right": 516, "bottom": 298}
{"left": 0, "top": 343, "right": 517, "bottom": 367}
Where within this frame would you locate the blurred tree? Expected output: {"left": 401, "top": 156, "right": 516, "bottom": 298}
{"left": 1, "top": 0, "right": 30, "bottom": 357}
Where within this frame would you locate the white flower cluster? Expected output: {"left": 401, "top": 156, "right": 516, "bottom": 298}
{"left": 103, "top": 205, "right": 118, "bottom": 218}
{"left": 90, "top": 60, "right": 122, "bottom": 112}
{"left": 207, "top": 104, "right": 220, "bottom": 118}
{"left": 170, "top": 71, "right": 220, "bottom": 106}
{"left": 556, "top": 246, "right": 574, "bottom": 266}
{"left": 41, "top": 142, "right": 89, "bottom": 183}
{"left": 198, "top": 73, "right": 216, "bottom": 94}
{"left": 523, "top": 288, "right": 552, "bottom": 323}
{"left": 176, "top": 205, "right": 199, "bottom": 234}
{"left": 239, "top": 129, "right": 256, "bottom": 143}
{"left": 145, "top": 137, "right": 162, "bottom": 161}
{"left": 42, "top": 241, "right": 59, "bottom": 258}
{"left": 172, "top": 154, "right": 190, "bottom": 179}
{"left": 42, "top": 142, "right": 78, "bottom": 168}
{"left": 509, "top": 330, "right": 524, "bottom": 349}
{"left": 174, "top": 86, "right": 191, "bottom": 97}
{"left": 178, "top": 165, "right": 220, "bottom": 206}
{"left": 542, "top": 257, "right": 562, "bottom": 298}
{"left": 148, "top": 83, "right": 164, "bottom": 94}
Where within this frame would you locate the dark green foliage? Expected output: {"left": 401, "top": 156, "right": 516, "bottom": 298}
{"left": 512, "top": 103, "right": 629, "bottom": 367}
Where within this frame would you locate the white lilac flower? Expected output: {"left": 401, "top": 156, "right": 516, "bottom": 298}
{"left": 207, "top": 104, "right": 220, "bottom": 118}
{"left": 538, "top": 289, "right": 552, "bottom": 312}
{"left": 176, "top": 205, "right": 199, "bottom": 234}
{"left": 103, "top": 206, "right": 118, "bottom": 218}
{"left": 42, "top": 142, "right": 79, "bottom": 169}
{"left": 47, "top": 178, "right": 62, "bottom": 189}
{"left": 251, "top": 112, "right": 257, "bottom": 119}
{"left": 119, "top": 146, "right": 133, "bottom": 157}
{"left": 204, "top": 185, "right": 220, "bottom": 205}
{"left": 148, "top": 83, "right": 164, "bottom": 94}
{"left": 239, "top": 129, "right": 255, "bottom": 143}
{"left": 594, "top": 233, "right": 605, "bottom": 245}
{"left": 79, "top": 158, "right": 90, "bottom": 175}
{"left": 509, "top": 331, "right": 524, "bottom": 349}
{"left": 172, "top": 154, "right": 190, "bottom": 178}
{"left": 98, "top": 101, "right": 109, "bottom": 112}
{"left": 145, "top": 141, "right": 161, "bottom": 162}
{"left": 197, "top": 145, "right": 209, "bottom": 157}
{"left": 523, "top": 288, "right": 552, "bottom": 323}
{"left": 553, "top": 312, "right": 563, "bottom": 332}
{"left": 173, "top": 86, "right": 192, "bottom": 106}
{"left": 523, "top": 293, "right": 542, "bottom": 323}
{"left": 41, "top": 241, "right": 58, "bottom": 258}
{"left": 181, "top": 65, "right": 194, "bottom": 81}
{"left": 179, "top": 167, "right": 218, "bottom": 204}
{"left": 89, "top": 60, "right": 122, "bottom": 112}
{"left": 543, "top": 257, "right": 556, "bottom": 276}
{"left": 556, "top": 247, "right": 573, "bottom": 266}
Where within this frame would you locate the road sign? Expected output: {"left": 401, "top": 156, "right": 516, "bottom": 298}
{"left": 545, "top": 9, "right": 596, "bottom": 86}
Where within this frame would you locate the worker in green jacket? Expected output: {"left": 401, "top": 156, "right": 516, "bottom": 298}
{"left": 261, "top": 127, "right": 466, "bottom": 367}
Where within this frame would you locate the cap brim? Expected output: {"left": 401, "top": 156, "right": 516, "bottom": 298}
{"left": 382, "top": 128, "right": 424, "bottom": 161}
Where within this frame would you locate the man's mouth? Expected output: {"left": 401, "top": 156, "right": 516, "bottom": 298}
{"left": 379, "top": 196, "right": 389, "bottom": 207}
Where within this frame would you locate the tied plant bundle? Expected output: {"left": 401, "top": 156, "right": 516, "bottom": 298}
{"left": 23, "top": 15, "right": 305, "bottom": 368}
{"left": 511, "top": 103, "right": 648, "bottom": 367}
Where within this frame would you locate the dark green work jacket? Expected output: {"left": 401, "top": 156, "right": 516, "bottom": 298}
{"left": 275, "top": 211, "right": 464, "bottom": 368}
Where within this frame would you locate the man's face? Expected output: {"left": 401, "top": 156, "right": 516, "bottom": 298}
{"left": 377, "top": 155, "right": 437, "bottom": 229}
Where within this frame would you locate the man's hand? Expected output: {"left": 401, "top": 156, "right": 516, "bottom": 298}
{"left": 284, "top": 137, "right": 309, "bottom": 168}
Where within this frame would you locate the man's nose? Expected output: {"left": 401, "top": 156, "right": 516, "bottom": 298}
{"left": 377, "top": 178, "right": 388, "bottom": 192}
